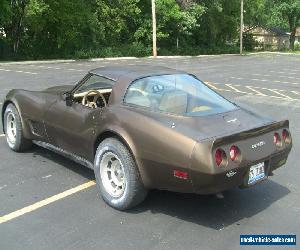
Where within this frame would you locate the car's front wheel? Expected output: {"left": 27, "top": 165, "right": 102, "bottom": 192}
{"left": 94, "top": 138, "right": 147, "bottom": 210}
{"left": 3, "top": 103, "right": 32, "bottom": 152}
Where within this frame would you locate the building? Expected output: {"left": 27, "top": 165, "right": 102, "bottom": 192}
{"left": 296, "top": 27, "right": 300, "bottom": 43}
{"left": 245, "top": 26, "right": 290, "bottom": 50}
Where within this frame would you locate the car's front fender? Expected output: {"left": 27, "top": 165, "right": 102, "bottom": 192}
{"left": 2, "top": 90, "right": 32, "bottom": 138}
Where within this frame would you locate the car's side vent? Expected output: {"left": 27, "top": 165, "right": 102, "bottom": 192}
{"left": 29, "top": 120, "right": 46, "bottom": 137}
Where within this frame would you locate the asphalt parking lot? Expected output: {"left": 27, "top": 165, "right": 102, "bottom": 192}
{"left": 0, "top": 53, "right": 299, "bottom": 250}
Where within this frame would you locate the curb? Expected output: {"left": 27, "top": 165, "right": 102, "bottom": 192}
{"left": 0, "top": 52, "right": 299, "bottom": 66}
{"left": 0, "top": 57, "right": 138, "bottom": 66}
{"left": 247, "top": 51, "right": 300, "bottom": 56}
{"left": 0, "top": 54, "right": 242, "bottom": 66}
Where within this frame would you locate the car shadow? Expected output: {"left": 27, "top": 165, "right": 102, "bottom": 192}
{"left": 30, "top": 146, "right": 290, "bottom": 230}
{"left": 31, "top": 145, "right": 95, "bottom": 180}
{"left": 129, "top": 181, "right": 290, "bottom": 230}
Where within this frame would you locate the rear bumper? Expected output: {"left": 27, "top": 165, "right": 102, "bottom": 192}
{"left": 191, "top": 148, "right": 291, "bottom": 194}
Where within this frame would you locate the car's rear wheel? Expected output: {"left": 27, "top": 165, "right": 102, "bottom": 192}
{"left": 3, "top": 103, "right": 32, "bottom": 152}
{"left": 94, "top": 138, "right": 147, "bottom": 210}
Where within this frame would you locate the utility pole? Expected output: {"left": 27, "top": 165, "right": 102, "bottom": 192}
{"left": 240, "top": 0, "right": 244, "bottom": 55}
{"left": 151, "top": 0, "right": 157, "bottom": 57}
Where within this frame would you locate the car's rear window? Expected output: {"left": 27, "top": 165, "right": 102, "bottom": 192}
{"left": 124, "top": 74, "right": 237, "bottom": 116}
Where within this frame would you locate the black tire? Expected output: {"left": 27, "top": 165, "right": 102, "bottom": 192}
{"left": 94, "top": 138, "right": 147, "bottom": 210}
{"left": 3, "top": 103, "right": 32, "bottom": 152}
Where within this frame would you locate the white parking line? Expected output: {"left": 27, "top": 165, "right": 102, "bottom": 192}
{"left": 225, "top": 84, "right": 248, "bottom": 94}
{"left": 31, "top": 65, "right": 84, "bottom": 71}
{"left": 267, "top": 89, "right": 294, "bottom": 100}
{"left": 231, "top": 76, "right": 299, "bottom": 85}
{"left": 37, "top": 65, "right": 61, "bottom": 70}
{"left": 205, "top": 82, "right": 230, "bottom": 92}
{"left": 283, "top": 76, "right": 300, "bottom": 80}
{"left": 206, "top": 82, "right": 299, "bottom": 101}
{"left": 0, "top": 180, "right": 96, "bottom": 224}
{"left": 0, "top": 134, "right": 5, "bottom": 137}
{"left": 47, "top": 66, "right": 61, "bottom": 70}
{"left": 292, "top": 91, "right": 300, "bottom": 96}
{"left": 269, "top": 70, "right": 297, "bottom": 75}
{"left": 251, "top": 78, "right": 268, "bottom": 82}
{"left": 246, "top": 86, "right": 267, "bottom": 96}
{"left": 230, "top": 77, "right": 243, "bottom": 80}
{"left": 205, "top": 82, "right": 218, "bottom": 89}
{"left": 68, "top": 68, "right": 84, "bottom": 72}
{"left": 252, "top": 73, "right": 271, "bottom": 77}
{"left": 0, "top": 68, "right": 38, "bottom": 75}
{"left": 273, "top": 80, "right": 295, "bottom": 84}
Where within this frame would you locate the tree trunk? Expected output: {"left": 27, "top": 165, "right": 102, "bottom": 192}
{"left": 11, "top": 0, "right": 27, "bottom": 55}
{"left": 289, "top": 30, "right": 296, "bottom": 50}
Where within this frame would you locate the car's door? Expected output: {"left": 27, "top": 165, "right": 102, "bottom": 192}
{"left": 43, "top": 74, "right": 115, "bottom": 161}
{"left": 44, "top": 95, "right": 100, "bottom": 161}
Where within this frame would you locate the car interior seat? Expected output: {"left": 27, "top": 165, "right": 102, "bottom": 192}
{"left": 159, "top": 90, "right": 188, "bottom": 114}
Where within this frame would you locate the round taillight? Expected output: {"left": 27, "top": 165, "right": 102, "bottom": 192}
{"left": 274, "top": 133, "right": 280, "bottom": 145}
{"left": 282, "top": 129, "right": 291, "bottom": 144}
{"left": 230, "top": 145, "right": 240, "bottom": 161}
{"left": 215, "top": 149, "right": 227, "bottom": 167}
{"left": 282, "top": 130, "right": 287, "bottom": 141}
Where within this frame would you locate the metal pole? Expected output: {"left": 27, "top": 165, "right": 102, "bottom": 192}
{"left": 151, "top": 0, "right": 157, "bottom": 57}
{"left": 240, "top": 0, "right": 244, "bottom": 55}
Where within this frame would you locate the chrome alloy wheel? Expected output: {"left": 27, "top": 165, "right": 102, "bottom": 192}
{"left": 100, "top": 152, "right": 126, "bottom": 198}
{"left": 6, "top": 112, "right": 17, "bottom": 144}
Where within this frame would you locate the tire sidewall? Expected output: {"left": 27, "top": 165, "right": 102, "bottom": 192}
{"left": 94, "top": 142, "right": 133, "bottom": 209}
{"left": 4, "top": 104, "right": 21, "bottom": 150}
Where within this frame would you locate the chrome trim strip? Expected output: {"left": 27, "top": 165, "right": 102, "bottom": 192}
{"left": 33, "top": 140, "right": 94, "bottom": 169}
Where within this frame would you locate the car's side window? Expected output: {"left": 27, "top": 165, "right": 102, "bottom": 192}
{"left": 124, "top": 79, "right": 153, "bottom": 108}
{"left": 124, "top": 76, "right": 183, "bottom": 112}
{"left": 125, "top": 75, "right": 183, "bottom": 112}
{"left": 125, "top": 74, "right": 236, "bottom": 116}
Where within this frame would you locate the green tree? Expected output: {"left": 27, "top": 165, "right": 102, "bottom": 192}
{"left": 1, "top": 0, "right": 30, "bottom": 55}
{"left": 193, "top": 0, "right": 240, "bottom": 48}
{"left": 94, "top": 0, "right": 141, "bottom": 45}
{"left": 267, "top": 0, "right": 300, "bottom": 50}
{"left": 135, "top": 0, "right": 204, "bottom": 50}
{"left": 244, "top": 0, "right": 267, "bottom": 27}
{"left": 24, "top": 0, "right": 100, "bottom": 58}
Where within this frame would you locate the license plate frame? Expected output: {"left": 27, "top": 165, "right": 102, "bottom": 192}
{"left": 248, "top": 162, "right": 266, "bottom": 185}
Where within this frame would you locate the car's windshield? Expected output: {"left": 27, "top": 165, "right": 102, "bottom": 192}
{"left": 76, "top": 74, "right": 115, "bottom": 94}
{"left": 124, "top": 74, "right": 237, "bottom": 116}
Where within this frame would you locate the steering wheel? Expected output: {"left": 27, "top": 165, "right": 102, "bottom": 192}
{"left": 82, "top": 90, "right": 107, "bottom": 108}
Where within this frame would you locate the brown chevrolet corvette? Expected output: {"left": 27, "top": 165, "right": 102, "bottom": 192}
{"left": 1, "top": 65, "right": 292, "bottom": 210}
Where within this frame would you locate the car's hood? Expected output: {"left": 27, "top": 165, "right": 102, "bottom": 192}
{"left": 174, "top": 108, "right": 274, "bottom": 142}
{"left": 44, "top": 85, "right": 73, "bottom": 94}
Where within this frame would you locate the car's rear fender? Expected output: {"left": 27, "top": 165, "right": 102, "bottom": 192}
{"left": 95, "top": 106, "right": 197, "bottom": 190}
{"left": 190, "top": 120, "right": 292, "bottom": 193}
{"left": 94, "top": 125, "right": 155, "bottom": 189}
{"left": 192, "top": 120, "right": 292, "bottom": 174}
{"left": 211, "top": 120, "right": 292, "bottom": 171}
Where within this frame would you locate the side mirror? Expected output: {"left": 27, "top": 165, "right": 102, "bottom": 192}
{"left": 65, "top": 92, "right": 73, "bottom": 106}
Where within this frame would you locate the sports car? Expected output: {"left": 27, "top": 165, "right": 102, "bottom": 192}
{"left": 1, "top": 65, "right": 292, "bottom": 210}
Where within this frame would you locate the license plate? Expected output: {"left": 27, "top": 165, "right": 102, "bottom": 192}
{"left": 248, "top": 162, "right": 266, "bottom": 185}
